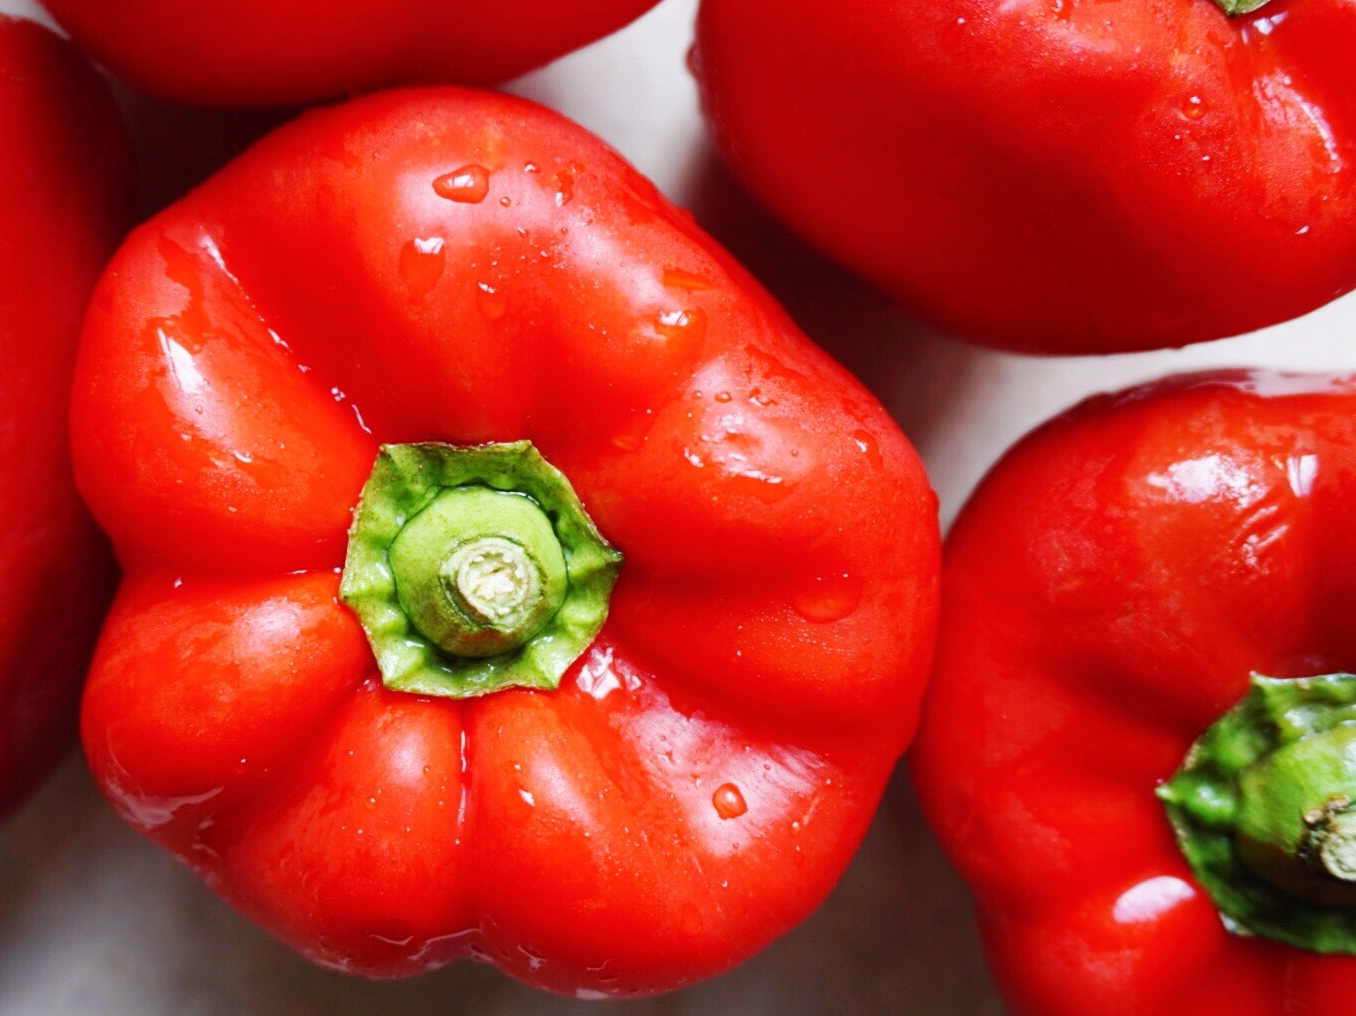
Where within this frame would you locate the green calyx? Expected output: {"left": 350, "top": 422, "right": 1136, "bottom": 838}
{"left": 341, "top": 441, "right": 622, "bottom": 698}
{"left": 1159, "top": 674, "right": 1356, "bottom": 952}
{"left": 1212, "top": 0, "right": 1271, "bottom": 16}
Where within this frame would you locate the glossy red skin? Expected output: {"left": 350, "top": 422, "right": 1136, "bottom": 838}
{"left": 71, "top": 88, "right": 941, "bottom": 995}
{"left": 694, "top": 0, "right": 1356, "bottom": 353}
{"left": 39, "top": 0, "right": 661, "bottom": 106}
{"left": 0, "top": 18, "right": 132, "bottom": 818}
{"left": 911, "top": 371, "right": 1356, "bottom": 1015}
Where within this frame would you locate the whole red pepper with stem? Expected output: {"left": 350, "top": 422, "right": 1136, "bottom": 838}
{"left": 71, "top": 87, "right": 940, "bottom": 995}
{"left": 912, "top": 371, "right": 1356, "bottom": 1016}
{"left": 0, "top": 16, "right": 133, "bottom": 818}
{"left": 38, "top": 0, "right": 662, "bottom": 106}
{"left": 693, "top": 0, "right": 1356, "bottom": 353}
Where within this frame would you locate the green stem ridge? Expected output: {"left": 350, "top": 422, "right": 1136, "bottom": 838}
{"left": 341, "top": 442, "right": 622, "bottom": 698}
{"left": 1158, "top": 674, "right": 1356, "bottom": 953}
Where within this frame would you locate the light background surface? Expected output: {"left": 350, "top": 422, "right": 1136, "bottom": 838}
{"left": 1, "top": 0, "right": 1352, "bottom": 1012}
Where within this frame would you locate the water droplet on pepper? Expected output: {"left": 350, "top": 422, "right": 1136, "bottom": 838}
{"left": 554, "top": 167, "right": 576, "bottom": 207}
{"left": 853, "top": 429, "right": 884, "bottom": 470}
{"left": 657, "top": 308, "right": 706, "bottom": 338}
{"left": 399, "top": 237, "right": 446, "bottom": 298}
{"left": 662, "top": 266, "right": 714, "bottom": 291}
{"left": 792, "top": 572, "right": 863, "bottom": 623}
{"left": 433, "top": 164, "right": 491, "bottom": 203}
{"left": 475, "top": 281, "right": 508, "bottom": 321}
{"left": 713, "top": 783, "right": 748, "bottom": 819}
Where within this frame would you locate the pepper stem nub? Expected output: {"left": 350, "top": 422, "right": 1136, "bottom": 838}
{"left": 444, "top": 536, "right": 543, "bottom": 626}
{"left": 1302, "top": 797, "right": 1356, "bottom": 886}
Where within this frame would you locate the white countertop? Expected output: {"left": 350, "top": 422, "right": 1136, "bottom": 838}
{"left": 2, "top": 1, "right": 1353, "bottom": 1012}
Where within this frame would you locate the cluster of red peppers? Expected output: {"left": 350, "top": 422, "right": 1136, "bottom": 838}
{"left": 4, "top": 0, "right": 1356, "bottom": 1011}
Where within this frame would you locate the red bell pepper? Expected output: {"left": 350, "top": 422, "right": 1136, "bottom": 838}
{"left": 37, "top": 0, "right": 662, "bottom": 106}
{"left": 912, "top": 371, "right": 1356, "bottom": 1016}
{"left": 693, "top": 0, "right": 1356, "bottom": 353}
{"left": 0, "top": 16, "right": 133, "bottom": 818}
{"left": 71, "top": 87, "right": 941, "bottom": 995}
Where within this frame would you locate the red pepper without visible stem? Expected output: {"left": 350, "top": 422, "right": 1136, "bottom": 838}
{"left": 912, "top": 372, "right": 1356, "bottom": 1016}
{"left": 0, "top": 16, "right": 133, "bottom": 819}
{"left": 71, "top": 87, "right": 941, "bottom": 996}
{"left": 38, "top": 0, "right": 662, "bottom": 106}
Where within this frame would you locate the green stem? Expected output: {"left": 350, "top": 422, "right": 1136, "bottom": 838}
{"left": 388, "top": 486, "right": 568, "bottom": 658}
{"left": 1159, "top": 674, "right": 1356, "bottom": 952}
{"left": 341, "top": 442, "right": 622, "bottom": 698}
